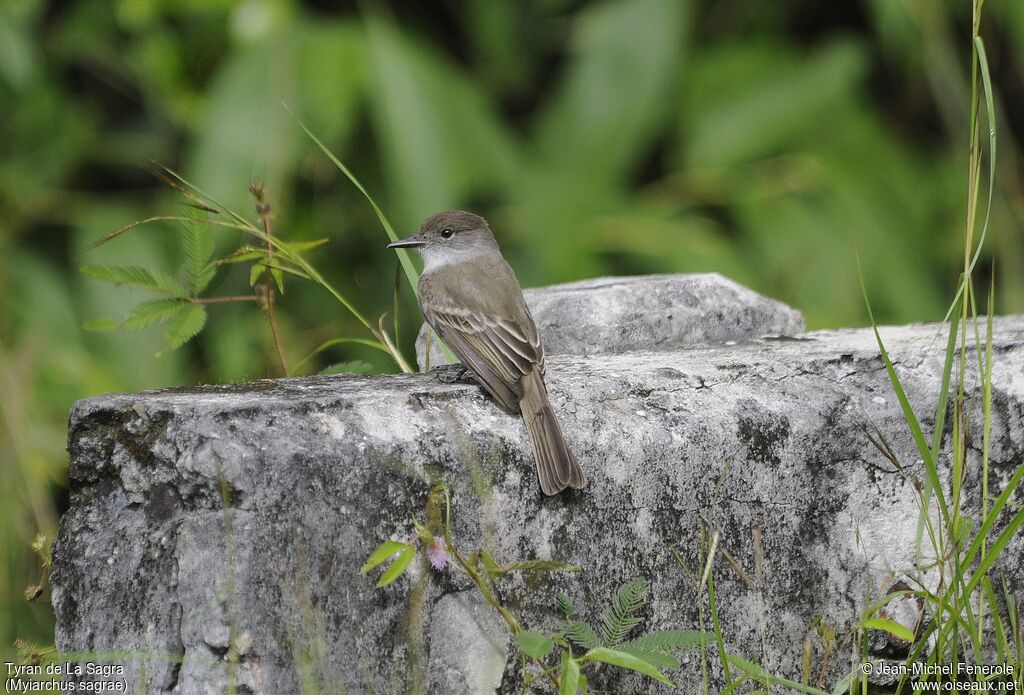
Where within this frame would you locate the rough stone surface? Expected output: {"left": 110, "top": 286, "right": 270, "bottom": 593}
{"left": 416, "top": 273, "right": 805, "bottom": 369}
{"left": 53, "top": 305, "right": 1024, "bottom": 694}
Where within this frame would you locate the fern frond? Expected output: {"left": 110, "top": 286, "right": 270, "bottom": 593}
{"left": 601, "top": 578, "right": 649, "bottom": 646}
{"left": 81, "top": 264, "right": 188, "bottom": 297}
{"left": 121, "top": 299, "right": 189, "bottom": 330}
{"left": 619, "top": 629, "right": 705, "bottom": 654}
{"left": 619, "top": 629, "right": 705, "bottom": 669}
{"left": 163, "top": 304, "right": 206, "bottom": 351}
{"left": 563, "top": 620, "right": 601, "bottom": 650}
{"left": 557, "top": 592, "right": 575, "bottom": 618}
{"left": 181, "top": 211, "right": 215, "bottom": 294}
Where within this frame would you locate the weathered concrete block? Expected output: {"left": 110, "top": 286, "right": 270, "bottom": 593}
{"left": 52, "top": 295, "right": 1023, "bottom": 693}
{"left": 416, "top": 273, "right": 805, "bottom": 369}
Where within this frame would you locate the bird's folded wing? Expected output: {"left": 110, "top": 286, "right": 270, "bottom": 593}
{"left": 422, "top": 301, "right": 541, "bottom": 411}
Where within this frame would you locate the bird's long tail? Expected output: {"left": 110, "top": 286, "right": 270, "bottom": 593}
{"left": 519, "top": 368, "right": 586, "bottom": 495}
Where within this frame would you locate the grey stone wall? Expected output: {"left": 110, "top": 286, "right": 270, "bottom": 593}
{"left": 51, "top": 275, "right": 1024, "bottom": 694}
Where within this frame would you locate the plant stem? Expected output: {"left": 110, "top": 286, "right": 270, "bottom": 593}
{"left": 440, "top": 494, "right": 561, "bottom": 691}
{"left": 250, "top": 180, "right": 290, "bottom": 377}
{"left": 190, "top": 295, "right": 260, "bottom": 304}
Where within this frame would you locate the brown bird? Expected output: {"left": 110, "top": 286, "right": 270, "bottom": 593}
{"left": 388, "top": 210, "right": 586, "bottom": 495}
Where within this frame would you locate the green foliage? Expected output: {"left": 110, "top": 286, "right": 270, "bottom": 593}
{"left": 359, "top": 540, "right": 414, "bottom": 588}
{"left": 163, "top": 304, "right": 207, "bottom": 353}
{"left": 861, "top": 617, "right": 915, "bottom": 645}
{"left": 362, "top": 489, "right": 699, "bottom": 692}
{"left": 559, "top": 653, "right": 581, "bottom": 695}
{"left": 359, "top": 540, "right": 408, "bottom": 574}
{"left": 181, "top": 213, "right": 216, "bottom": 295}
{"left": 517, "top": 631, "right": 554, "bottom": 660}
{"left": 600, "top": 577, "right": 648, "bottom": 647}
{"left": 619, "top": 630, "right": 706, "bottom": 670}
{"left": 4, "top": 0, "right": 1024, "bottom": 675}
{"left": 580, "top": 646, "right": 674, "bottom": 687}
{"left": 556, "top": 593, "right": 575, "bottom": 618}
{"left": 548, "top": 578, "right": 705, "bottom": 691}
{"left": 563, "top": 620, "right": 602, "bottom": 651}
{"left": 80, "top": 264, "right": 188, "bottom": 297}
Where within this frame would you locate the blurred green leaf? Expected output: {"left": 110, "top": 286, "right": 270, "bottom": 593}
{"left": 249, "top": 262, "right": 265, "bottom": 288}
{"left": 863, "top": 617, "right": 915, "bottom": 644}
{"left": 581, "top": 647, "right": 673, "bottom": 686}
{"left": 534, "top": 0, "right": 689, "bottom": 182}
{"left": 81, "top": 264, "right": 188, "bottom": 297}
{"left": 188, "top": 28, "right": 300, "bottom": 217}
{"left": 559, "top": 653, "right": 580, "bottom": 694}
{"left": 163, "top": 304, "right": 207, "bottom": 352}
{"left": 682, "top": 39, "right": 868, "bottom": 168}
{"left": 181, "top": 213, "right": 215, "bottom": 294}
{"left": 83, "top": 318, "right": 120, "bottom": 332}
{"left": 365, "top": 15, "right": 520, "bottom": 228}
{"left": 121, "top": 298, "right": 190, "bottom": 330}
{"left": 375, "top": 544, "right": 415, "bottom": 588}
{"left": 360, "top": 540, "right": 408, "bottom": 574}
{"left": 295, "top": 21, "right": 366, "bottom": 145}
{"left": 0, "top": 3, "right": 41, "bottom": 88}
{"left": 516, "top": 630, "right": 554, "bottom": 660}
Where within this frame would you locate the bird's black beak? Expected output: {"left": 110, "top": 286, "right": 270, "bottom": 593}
{"left": 387, "top": 235, "right": 425, "bottom": 249}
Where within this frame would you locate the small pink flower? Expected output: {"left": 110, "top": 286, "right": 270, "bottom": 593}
{"left": 426, "top": 536, "right": 447, "bottom": 571}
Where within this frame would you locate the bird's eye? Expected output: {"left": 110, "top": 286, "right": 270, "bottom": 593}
{"left": 439, "top": 228, "right": 454, "bottom": 239}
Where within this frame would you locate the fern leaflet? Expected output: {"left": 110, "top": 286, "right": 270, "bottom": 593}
{"left": 601, "top": 578, "right": 649, "bottom": 646}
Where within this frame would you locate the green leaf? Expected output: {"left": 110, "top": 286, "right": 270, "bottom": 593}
{"left": 560, "top": 653, "right": 580, "bottom": 695}
{"left": 863, "top": 617, "right": 914, "bottom": 644}
{"left": 163, "top": 304, "right": 207, "bottom": 351}
{"left": 683, "top": 39, "right": 866, "bottom": 168}
{"left": 517, "top": 631, "right": 554, "bottom": 660}
{"left": 376, "top": 544, "right": 415, "bottom": 588}
{"left": 364, "top": 15, "right": 520, "bottom": 230}
{"left": 121, "top": 299, "right": 190, "bottom": 330}
{"left": 601, "top": 578, "right": 649, "bottom": 646}
{"left": 278, "top": 238, "right": 330, "bottom": 255}
{"left": 250, "top": 262, "right": 265, "bottom": 288}
{"left": 503, "top": 560, "right": 582, "bottom": 573}
{"left": 581, "top": 647, "right": 673, "bottom": 687}
{"left": 319, "top": 360, "right": 374, "bottom": 376}
{"left": 534, "top": 0, "right": 688, "bottom": 183}
{"left": 83, "top": 318, "right": 120, "bottom": 332}
{"left": 619, "top": 648, "right": 679, "bottom": 670}
{"left": 218, "top": 246, "right": 267, "bottom": 265}
{"left": 620, "top": 630, "right": 706, "bottom": 654}
{"left": 81, "top": 264, "right": 187, "bottom": 297}
{"left": 361, "top": 540, "right": 409, "bottom": 574}
{"left": 181, "top": 212, "right": 215, "bottom": 294}
{"left": 189, "top": 27, "right": 301, "bottom": 217}
{"left": 296, "top": 22, "right": 367, "bottom": 145}
{"left": 618, "top": 629, "right": 705, "bottom": 670}
{"left": 264, "top": 262, "right": 311, "bottom": 282}
{"left": 557, "top": 593, "right": 575, "bottom": 618}
{"left": 479, "top": 549, "right": 502, "bottom": 577}
{"left": 564, "top": 621, "right": 601, "bottom": 650}
{"left": 272, "top": 267, "right": 285, "bottom": 295}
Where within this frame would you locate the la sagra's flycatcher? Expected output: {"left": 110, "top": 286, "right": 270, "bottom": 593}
{"left": 389, "top": 210, "right": 586, "bottom": 495}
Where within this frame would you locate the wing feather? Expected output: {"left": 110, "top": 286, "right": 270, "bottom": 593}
{"left": 420, "top": 298, "right": 542, "bottom": 412}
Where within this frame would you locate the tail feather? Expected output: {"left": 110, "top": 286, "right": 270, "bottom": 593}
{"left": 519, "top": 369, "right": 586, "bottom": 495}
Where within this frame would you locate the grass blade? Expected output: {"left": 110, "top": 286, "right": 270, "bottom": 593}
{"left": 581, "top": 647, "right": 673, "bottom": 686}
{"left": 285, "top": 105, "right": 419, "bottom": 293}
